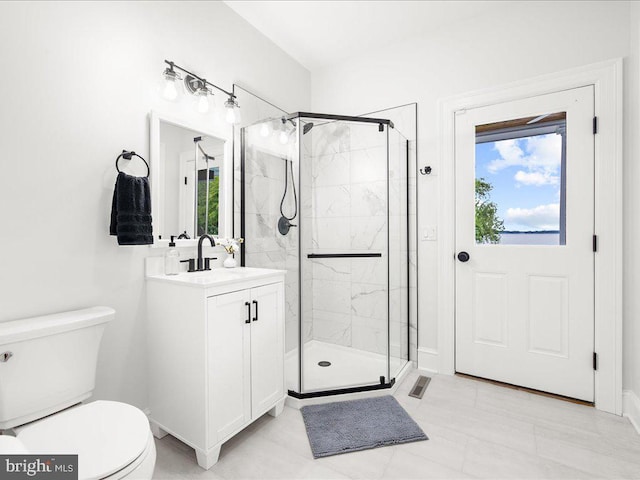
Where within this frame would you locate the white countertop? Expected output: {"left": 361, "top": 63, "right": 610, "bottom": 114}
{"left": 146, "top": 267, "right": 286, "bottom": 288}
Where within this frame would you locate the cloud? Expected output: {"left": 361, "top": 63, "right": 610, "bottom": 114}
{"left": 505, "top": 203, "right": 559, "bottom": 230}
{"left": 486, "top": 139, "right": 525, "bottom": 173}
{"left": 513, "top": 170, "right": 559, "bottom": 186}
{"left": 485, "top": 133, "right": 562, "bottom": 187}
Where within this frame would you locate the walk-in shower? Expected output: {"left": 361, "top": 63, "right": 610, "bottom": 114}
{"left": 241, "top": 111, "right": 410, "bottom": 398}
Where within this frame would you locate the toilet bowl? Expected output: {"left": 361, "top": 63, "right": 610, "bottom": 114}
{"left": 11, "top": 401, "right": 156, "bottom": 479}
{"left": 0, "top": 307, "right": 156, "bottom": 479}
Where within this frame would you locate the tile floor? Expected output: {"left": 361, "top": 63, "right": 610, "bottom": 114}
{"left": 152, "top": 370, "right": 640, "bottom": 479}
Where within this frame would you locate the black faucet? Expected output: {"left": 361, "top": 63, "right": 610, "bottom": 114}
{"left": 197, "top": 234, "right": 216, "bottom": 271}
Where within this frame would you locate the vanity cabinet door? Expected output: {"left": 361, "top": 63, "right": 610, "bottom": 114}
{"left": 207, "top": 289, "right": 252, "bottom": 446}
{"left": 249, "top": 283, "right": 285, "bottom": 418}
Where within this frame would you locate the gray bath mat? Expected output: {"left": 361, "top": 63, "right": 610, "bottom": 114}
{"left": 300, "top": 395, "right": 428, "bottom": 458}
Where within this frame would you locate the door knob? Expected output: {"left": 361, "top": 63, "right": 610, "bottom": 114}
{"left": 457, "top": 251, "right": 470, "bottom": 262}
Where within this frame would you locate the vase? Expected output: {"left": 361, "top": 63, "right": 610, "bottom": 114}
{"left": 223, "top": 254, "right": 237, "bottom": 268}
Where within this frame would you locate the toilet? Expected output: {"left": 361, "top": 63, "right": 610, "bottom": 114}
{"left": 0, "top": 307, "right": 156, "bottom": 479}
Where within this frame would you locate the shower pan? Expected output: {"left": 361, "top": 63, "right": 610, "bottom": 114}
{"left": 241, "top": 112, "right": 410, "bottom": 398}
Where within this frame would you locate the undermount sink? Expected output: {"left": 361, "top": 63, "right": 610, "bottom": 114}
{"left": 147, "top": 267, "right": 285, "bottom": 288}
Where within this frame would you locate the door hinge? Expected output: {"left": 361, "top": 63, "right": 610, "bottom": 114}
{"left": 593, "top": 352, "right": 598, "bottom": 371}
{"left": 593, "top": 235, "right": 598, "bottom": 252}
{"left": 593, "top": 116, "right": 598, "bottom": 134}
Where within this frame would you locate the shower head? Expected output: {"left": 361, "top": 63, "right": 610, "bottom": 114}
{"left": 281, "top": 117, "right": 314, "bottom": 135}
{"left": 303, "top": 122, "right": 314, "bottom": 135}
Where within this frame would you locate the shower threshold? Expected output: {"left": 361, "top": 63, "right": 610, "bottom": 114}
{"left": 285, "top": 340, "right": 410, "bottom": 403}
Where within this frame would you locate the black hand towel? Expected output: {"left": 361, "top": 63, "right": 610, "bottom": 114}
{"left": 110, "top": 172, "right": 153, "bottom": 245}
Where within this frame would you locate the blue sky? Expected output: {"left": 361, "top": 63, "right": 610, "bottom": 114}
{"left": 475, "top": 133, "right": 562, "bottom": 231}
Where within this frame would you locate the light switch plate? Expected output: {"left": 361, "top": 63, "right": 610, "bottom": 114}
{"left": 422, "top": 226, "right": 437, "bottom": 241}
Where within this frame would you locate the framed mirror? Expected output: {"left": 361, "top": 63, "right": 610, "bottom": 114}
{"left": 149, "top": 111, "right": 232, "bottom": 246}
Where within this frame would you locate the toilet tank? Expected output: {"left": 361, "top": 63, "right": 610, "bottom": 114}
{"left": 0, "top": 307, "right": 114, "bottom": 430}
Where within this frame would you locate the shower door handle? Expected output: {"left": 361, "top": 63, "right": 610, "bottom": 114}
{"left": 244, "top": 302, "right": 251, "bottom": 324}
{"left": 252, "top": 300, "right": 258, "bottom": 322}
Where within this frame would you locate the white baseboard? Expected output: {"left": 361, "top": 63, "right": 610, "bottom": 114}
{"left": 623, "top": 390, "right": 640, "bottom": 435}
{"left": 417, "top": 347, "right": 439, "bottom": 374}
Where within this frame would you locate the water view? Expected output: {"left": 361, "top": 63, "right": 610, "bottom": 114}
{"left": 498, "top": 231, "right": 560, "bottom": 245}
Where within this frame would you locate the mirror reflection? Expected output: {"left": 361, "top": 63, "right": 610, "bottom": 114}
{"left": 158, "top": 120, "right": 226, "bottom": 240}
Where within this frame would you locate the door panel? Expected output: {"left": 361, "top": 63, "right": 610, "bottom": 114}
{"left": 527, "top": 275, "right": 569, "bottom": 357}
{"left": 250, "top": 283, "right": 284, "bottom": 416}
{"left": 473, "top": 272, "right": 508, "bottom": 347}
{"left": 455, "top": 86, "right": 594, "bottom": 401}
{"left": 207, "top": 290, "right": 251, "bottom": 446}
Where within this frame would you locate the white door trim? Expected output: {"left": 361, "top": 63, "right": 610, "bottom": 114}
{"left": 436, "top": 59, "right": 623, "bottom": 414}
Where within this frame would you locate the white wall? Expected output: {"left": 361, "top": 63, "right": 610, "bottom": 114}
{"left": 311, "top": 1, "right": 638, "bottom": 393}
{"left": 0, "top": 1, "right": 309, "bottom": 409}
{"left": 626, "top": 2, "right": 640, "bottom": 411}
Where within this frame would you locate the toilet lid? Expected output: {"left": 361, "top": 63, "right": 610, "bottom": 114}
{"left": 17, "top": 401, "right": 149, "bottom": 480}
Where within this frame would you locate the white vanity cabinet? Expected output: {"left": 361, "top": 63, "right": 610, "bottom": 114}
{"left": 146, "top": 268, "right": 286, "bottom": 469}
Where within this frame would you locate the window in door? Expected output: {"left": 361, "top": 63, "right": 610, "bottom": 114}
{"left": 474, "top": 112, "right": 566, "bottom": 245}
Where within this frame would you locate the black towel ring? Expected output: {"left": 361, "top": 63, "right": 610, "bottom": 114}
{"left": 116, "top": 150, "right": 150, "bottom": 178}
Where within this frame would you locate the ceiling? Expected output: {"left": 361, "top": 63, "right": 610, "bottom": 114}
{"left": 224, "top": 0, "right": 505, "bottom": 71}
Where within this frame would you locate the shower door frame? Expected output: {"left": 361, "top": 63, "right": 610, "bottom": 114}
{"left": 238, "top": 110, "right": 410, "bottom": 400}
{"left": 288, "top": 112, "right": 399, "bottom": 399}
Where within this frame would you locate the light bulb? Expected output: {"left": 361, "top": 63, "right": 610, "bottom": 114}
{"left": 197, "top": 91, "right": 209, "bottom": 113}
{"left": 279, "top": 130, "right": 289, "bottom": 144}
{"left": 162, "top": 67, "right": 179, "bottom": 101}
{"left": 224, "top": 96, "right": 241, "bottom": 124}
{"left": 260, "top": 123, "right": 270, "bottom": 137}
{"left": 163, "top": 77, "right": 178, "bottom": 100}
{"left": 225, "top": 107, "right": 236, "bottom": 124}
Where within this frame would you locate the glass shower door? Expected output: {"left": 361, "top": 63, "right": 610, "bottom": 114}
{"left": 299, "top": 118, "right": 390, "bottom": 394}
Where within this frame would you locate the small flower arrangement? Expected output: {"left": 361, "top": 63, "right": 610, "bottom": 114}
{"left": 217, "top": 237, "right": 244, "bottom": 255}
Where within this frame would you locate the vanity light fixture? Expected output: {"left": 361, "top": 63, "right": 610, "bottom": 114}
{"left": 162, "top": 63, "right": 181, "bottom": 101}
{"left": 224, "top": 96, "right": 241, "bottom": 125}
{"left": 162, "top": 59, "right": 240, "bottom": 123}
{"left": 183, "top": 73, "right": 213, "bottom": 114}
{"left": 260, "top": 122, "right": 270, "bottom": 138}
{"left": 195, "top": 86, "right": 212, "bottom": 114}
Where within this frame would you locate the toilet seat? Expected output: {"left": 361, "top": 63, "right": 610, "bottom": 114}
{"left": 0, "top": 435, "right": 29, "bottom": 454}
{"left": 16, "top": 401, "right": 151, "bottom": 480}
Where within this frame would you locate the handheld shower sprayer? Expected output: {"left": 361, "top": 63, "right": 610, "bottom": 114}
{"left": 278, "top": 157, "right": 297, "bottom": 235}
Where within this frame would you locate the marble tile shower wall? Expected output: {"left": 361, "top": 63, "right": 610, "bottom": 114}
{"left": 240, "top": 106, "right": 416, "bottom": 369}
{"left": 304, "top": 122, "right": 407, "bottom": 356}
{"left": 243, "top": 143, "right": 300, "bottom": 353}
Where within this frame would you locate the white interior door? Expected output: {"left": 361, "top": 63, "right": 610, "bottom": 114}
{"left": 455, "top": 86, "right": 595, "bottom": 401}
